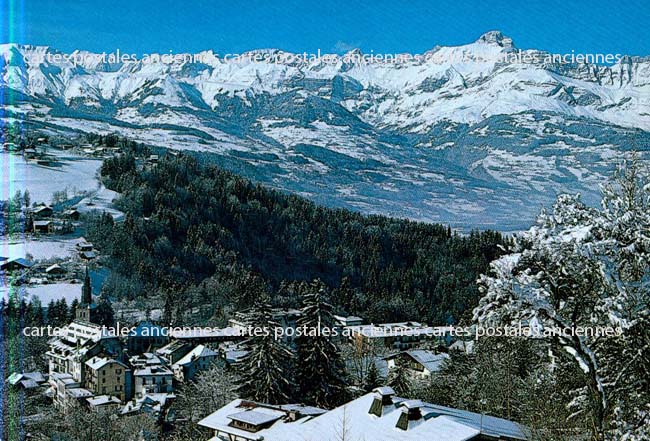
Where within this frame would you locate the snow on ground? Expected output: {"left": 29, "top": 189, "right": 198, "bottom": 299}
{"left": 0, "top": 236, "right": 81, "bottom": 260}
{"left": 0, "top": 151, "right": 102, "bottom": 205}
{"left": 1, "top": 282, "right": 82, "bottom": 305}
{"left": 75, "top": 185, "right": 124, "bottom": 221}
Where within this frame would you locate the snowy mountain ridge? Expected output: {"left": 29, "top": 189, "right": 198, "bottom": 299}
{"left": 2, "top": 32, "right": 650, "bottom": 230}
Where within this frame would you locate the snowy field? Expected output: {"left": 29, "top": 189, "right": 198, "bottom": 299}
{"left": 75, "top": 185, "right": 124, "bottom": 221}
{"left": 1, "top": 282, "right": 82, "bottom": 305}
{"left": 0, "top": 236, "right": 81, "bottom": 260}
{"left": 0, "top": 150, "right": 102, "bottom": 205}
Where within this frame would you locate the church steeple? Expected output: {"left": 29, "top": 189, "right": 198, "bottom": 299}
{"left": 81, "top": 266, "right": 92, "bottom": 305}
{"left": 76, "top": 266, "right": 97, "bottom": 323}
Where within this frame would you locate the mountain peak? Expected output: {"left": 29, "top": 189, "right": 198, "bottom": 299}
{"left": 476, "top": 31, "right": 514, "bottom": 48}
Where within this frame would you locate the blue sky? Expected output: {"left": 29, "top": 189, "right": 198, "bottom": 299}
{"left": 2, "top": 0, "right": 649, "bottom": 57}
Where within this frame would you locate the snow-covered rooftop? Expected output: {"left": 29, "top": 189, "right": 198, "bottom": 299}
{"left": 227, "top": 410, "right": 284, "bottom": 426}
{"left": 386, "top": 350, "right": 450, "bottom": 373}
{"left": 87, "top": 395, "right": 122, "bottom": 406}
{"left": 173, "top": 344, "right": 217, "bottom": 367}
{"left": 199, "top": 393, "right": 529, "bottom": 441}
{"left": 85, "top": 356, "right": 127, "bottom": 371}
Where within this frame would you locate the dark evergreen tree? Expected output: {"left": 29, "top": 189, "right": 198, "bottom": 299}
{"left": 47, "top": 299, "right": 69, "bottom": 326}
{"left": 387, "top": 359, "right": 411, "bottom": 397}
{"left": 69, "top": 298, "right": 79, "bottom": 322}
{"left": 295, "top": 280, "right": 348, "bottom": 408}
{"left": 26, "top": 298, "right": 45, "bottom": 326}
{"left": 94, "top": 300, "right": 115, "bottom": 327}
{"left": 364, "top": 361, "right": 382, "bottom": 392}
{"left": 236, "top": 296, "right": 294, "bottom": 404}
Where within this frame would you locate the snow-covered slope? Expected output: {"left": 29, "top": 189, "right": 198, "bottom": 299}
{"left": 2, "top": 32, "right": 650, "bottom": 230}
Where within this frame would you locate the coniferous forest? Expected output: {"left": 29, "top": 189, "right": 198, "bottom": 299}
{"left": 90, "top": 152, "right": 509, "bottom": 325}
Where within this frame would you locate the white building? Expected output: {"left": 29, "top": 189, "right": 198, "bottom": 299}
{"left": 46, "top": 320, "right": 116, "bottom": 382}
{"left": 50, "top": 372, "right": 93, "bottom": 411}
{"left": 134, "top": 365, "right": 174, "bottom": 398}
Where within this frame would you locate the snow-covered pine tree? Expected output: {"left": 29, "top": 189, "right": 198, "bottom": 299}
{"left": 473, "top": 157, "right": 650, "bottom": 440}
{"left": 295, "top": 280, "right": 349, "bottom": 408}
{"left": 364, "top": 361, "right": 382, "bottom": 392}
{"left": 236, "top": 296, "right": 294, "bottom": 404}
{"left": 387, "top": 358, "right": 411, "bottom": 397}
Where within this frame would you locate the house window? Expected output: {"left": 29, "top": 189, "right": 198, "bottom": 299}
{"left": 116, "top": 369, "right": 122, "bottom": 375}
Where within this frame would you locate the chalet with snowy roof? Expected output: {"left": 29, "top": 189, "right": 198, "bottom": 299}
{"left": 63, "top": 208, "right": 81, "bottom": 220}
{"left": 198, "top": 400, "right": 327, "bottom": 441}
{"left": 171, "top": 344, "right": 218, "bottom": 381}
{"left": 23, "top": 147, "right": 38, "bottom": 158}
{"left": 199, "top": 387, "right": 530, "bottom": 441}
{"left": 30, "top": 205, "right": 53, "bottom": 218}
{"left": 32, "top": 220, "right": 53, "bottom": 234}
{"left": 384, "top": 350, "right": 450, "bottom": 379}
{"left": 0, "top": 257, "right": 34, "bottom": 272}
{"left": 333, "top": 314, "right": 364, "bottom": 327}
{"left": 218, "top": 342, "right": 248, "bottom": 365}
{"left": 75, "top": 240, "right": 94, "bottom": 252}
{"left": 80, "top": 250, "right": 97, "bottom": 260}
{"left": 45, "top": 263, "right": 66, "bottom": 276}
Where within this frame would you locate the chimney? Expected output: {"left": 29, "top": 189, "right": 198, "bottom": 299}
{"left": 396, "top": 400, "right": 424, "bottom": 430}
{"left": 368, "top": 386, "right": 395, "bottom": 417}
{"left": 286, "top": 410, "right": 300, "bottom": 422}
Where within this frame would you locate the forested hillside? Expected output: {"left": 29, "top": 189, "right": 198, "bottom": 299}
{"left": 89, "top": 152, "right": 508, "bottom": 324}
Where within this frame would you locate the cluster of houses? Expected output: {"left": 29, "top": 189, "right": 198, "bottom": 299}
{"left": 229, "top": 308, "right": 475, "bottom": 382}
{"left": 2, "top": 136, "right": 69, "bottom": 166}
{"left": 25, "top": 204, "right": 81, "bottom": 237}
{"left": 44, "top": 312, "right": 235, "bottom": 421}
{"left": 7, "top": 278, "right": 480, "bottom": 435}
{"left": 2, "top": 133, "right": 119, "bottom": 160}
{"left": 4, "top": 274, "right": 243, "bottom": 422}
{"left": 197, "top": 386, "right": 530, "bottom": 441}
{"left": 1, "top": 241, "right": 98, "bottom": 293}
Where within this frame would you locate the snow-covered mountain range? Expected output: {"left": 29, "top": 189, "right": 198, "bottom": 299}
{"left": 2, "top": 31, "right": 650, "bottom": 230}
